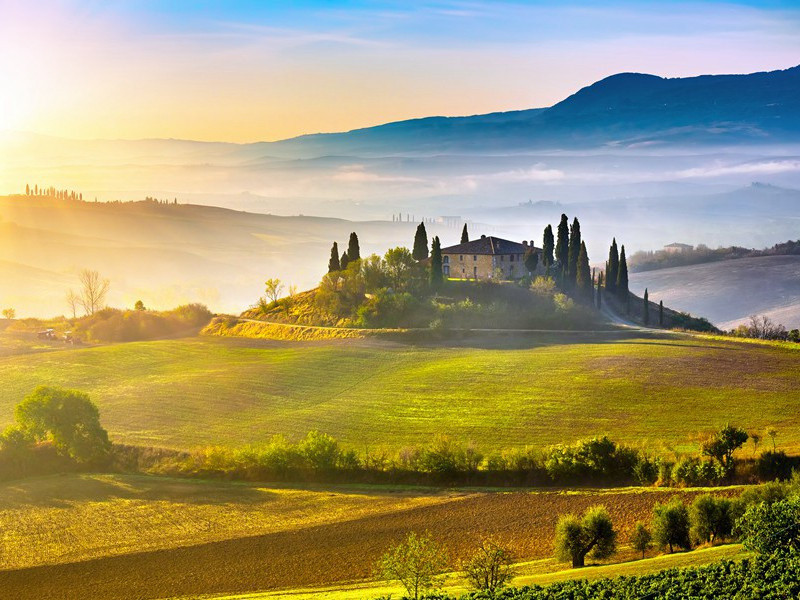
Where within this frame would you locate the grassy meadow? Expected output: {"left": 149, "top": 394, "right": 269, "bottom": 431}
{"left": 1, "top": 329, "right": 799, "bottom": 454}
{"left": 0, "top": 473, "right": 744, "bottom": 600}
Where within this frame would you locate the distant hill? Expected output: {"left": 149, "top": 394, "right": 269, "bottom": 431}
{"left": 630, "top": 255, "right": 800, "bottom": 330}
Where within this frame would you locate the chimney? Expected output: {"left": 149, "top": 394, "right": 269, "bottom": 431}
{"left": 522, "top": 240, "right": 528, "bottom": 247}
{"left": 481, "top": 234, "right": 486, "bottom": 239}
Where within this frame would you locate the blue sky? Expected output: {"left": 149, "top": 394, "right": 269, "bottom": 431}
{"left": 2, "top": 0, "right": 799, "bottom": 141}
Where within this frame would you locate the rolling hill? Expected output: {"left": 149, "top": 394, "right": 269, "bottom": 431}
{"left": 630, "top": 255, "right": 800, "bottom": 330}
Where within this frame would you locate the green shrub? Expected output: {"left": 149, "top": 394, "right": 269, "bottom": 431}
{"left": 653, "top": 497, "right": 691, "bottom": 553}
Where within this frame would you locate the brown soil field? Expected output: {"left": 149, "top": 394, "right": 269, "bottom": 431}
{"left": 0, "top": 486, "right": 739, "bottom": 600}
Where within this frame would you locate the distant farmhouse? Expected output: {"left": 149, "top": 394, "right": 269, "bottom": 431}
{"left": 440, "top": 235, "right": 537, "bottom": 280}
{"left": 663, "top": 242, "right": 693, "bottom": 254}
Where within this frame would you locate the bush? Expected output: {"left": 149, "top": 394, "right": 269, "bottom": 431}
{"left": 544, "top": 437, "right": 638, "bottom": 484}
{"left": 375, "top": 532, "right": 448, "bottom": 600}
{"left": 739, "top": 496, "right": 800, "bottom": 555}
{"left": 463, "top": 537, "right": 515, "bottom": 595}
{"left": 755, "top": 450, "right": 794, "bottom": 481}
{"left": 73, "top": 303, "right": 212, "bottom": 343}
{"left": 690, "top": 494, "right": 733, "bottom": 545}
{"left": 653, "top": 497, "right": 691, "bottom": 553}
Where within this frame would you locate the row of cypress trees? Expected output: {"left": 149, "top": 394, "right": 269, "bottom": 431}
{"left": 546, "top": 214, "right": 593, "bottom": 302}
{"left": 328, "top": 232, "right": 361, "bottom": 273}
{"left": 605, "top": 238, "right": 629, "bottom": 300}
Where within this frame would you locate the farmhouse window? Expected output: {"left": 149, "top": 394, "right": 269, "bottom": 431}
{"left": 510, "top": 254, "right": 514, "bottom": 262}
{"left": 444, "top": 265, "right": 450, "bottom": 276}
{"left": 459, "top": 255, "right": 463, "bottom": 261}
{"left": 473, "top": 255, "right": 477, "bottom": 261}
{"left": 443, "top": 256, "right": 449, "bottom": 264}
{"left": 473, "top": 266, "right": 477, "bottom": 277}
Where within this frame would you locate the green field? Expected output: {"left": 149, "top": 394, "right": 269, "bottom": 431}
{"left": 1, "top": 330, "right": 798, "bottom": 453}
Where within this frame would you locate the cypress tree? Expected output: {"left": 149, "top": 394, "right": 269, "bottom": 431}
{"left": 606, "top": 239, "right": 619, "bottom": 293}
{"left": 555, "top": 214, "right": 569, "bottom": 279}
{"left": 617, "top": 245, "right": 629, "bottom": 300}
{"left": 430, "top": 236, "right": 443, "bottom": 289}
{"left": 567, "top": 217, "right": 582, "bottom": 285}
{"left": 542, "top": 224, "right": 555, "bottom": 267}
{"left": 347, "top": 232, "right": 360, "bottom": 262}
{"left": 460, "top": 223, "right": 469, "bottom": 244}
{"left": 659, "top": 300, "right": 664, "bottom": 327}
{"left": 412, "top": 223, "right": 429, "bottom": 260}
{"left": 524, "top": 248, "right": 539, "bottom": 274}
{"left": 643, "top": 288, "right": 649, "bottom": 325}
{"left": 328, "top": 242, "right": 340, "bottom": 272}
{"left": 596, "top": 272, "right": 604, "bottom": 309}
{"left": 340, "top": 251, "right": 349, "bottom": 270}
{"left": 576, "top": 241, "right": 592, "bottom": 302}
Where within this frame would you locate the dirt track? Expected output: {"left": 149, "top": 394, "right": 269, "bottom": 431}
{"left": 0, "top": 488, "right": 736, "bottom": 600}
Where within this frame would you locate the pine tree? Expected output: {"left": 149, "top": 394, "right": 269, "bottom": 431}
{"left": 659, "top": 300, "right": 664, "bottom": 327}
{"left": 617, "top": 245, "right": 629, "bottom": 301}
{"left": 576, "top": 241, "right": 592, "bottom": 302}
{"left": 347, "top": 232, "right": 360, "bottom": 262}
{"left": 340, "top": 251, "right": 349, "bottom": 270}
{"left": 606, "top": 239, "right": 619, "bottom": 294}
{"left": 555, "top": 214, "right": 569, "bottom": 280}
{"left": 567, "top": 217, "right": 582, "bottom": 285}
{"left": 412, "top": 223, "right": 429, "bottom": 260}
{"left": 542, "top": 224, "right": 555, "bottom": 268}
{"left": 328, "top": 242, "right": 340, "bottom": 272}
{"left": 643, "top": 288, "right": 649, "bottom": 325}
{"left": 460, "top": 223, "right": 469, "bottom": 244}
{"left": 430, "top": 236, "right": 443, "bottom": 289}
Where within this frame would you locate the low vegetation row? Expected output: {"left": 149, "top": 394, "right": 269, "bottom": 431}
{"left": 2, "top": 387, "right": 796, "bottom": 489}
{"left": 373, "top": 484, "right": 799, "bottom": 599}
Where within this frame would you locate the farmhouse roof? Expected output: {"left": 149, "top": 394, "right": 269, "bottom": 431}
{"left": 441, "top": 235, "right": 530, "bottom": 255}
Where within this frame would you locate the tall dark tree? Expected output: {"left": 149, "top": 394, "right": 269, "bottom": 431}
{"left": 616, "top": 245, "right": 629, "bottom": 300}
{"left": 555, "top": 214, "right": 569, "bottom": 279}
{"left": 606, "top": 239, "right": 619, "bottom": 294}
{"left": 659, "top": 300, "right": 664, "bottom": 326}
{"left": 430, "top": 236, "right": 443, "bottom": 289}
{"left": 412, "top": 223, "right": 429, "bottom": 260}
{"left": 567, "top": 217, "right": 582, "bottom": 285}
{"left": 460, "top": 223, "right": 469, "bottom": 244}
{"left": 596, "top": 272, "right": 604, "bottom": 309}
{"left": 542, "top": 224, "right": 555, "bottom": 268}
{"left": 340, "top": 251, "right": 350, "bottom": 270}
{"left": 347, "top": 232, "right": 361, "bottom": 262}
{"left": 328, "top": 241, "right": 340, "bottom": 273}
{"left": 524, "top": 248, "right": 539, "bottom": 275}
{"left": 576, "top": 241, "right": 592, "bottom": 302}
{"left": 643, "top": 288, "right": 650, "bottom": 325}
{"left": 25, "top": 184, "right": 30, "bottom": 196}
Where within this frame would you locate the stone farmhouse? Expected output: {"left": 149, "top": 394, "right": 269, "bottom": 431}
{"left": 440, "top": 235, "right": 538, "bottom": 280}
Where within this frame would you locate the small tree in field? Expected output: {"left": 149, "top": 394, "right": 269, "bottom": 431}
{"left": 78, "top": 269, "right": 110, "bottom": 316}
{"left": 554, "top": 505, "right": 616, "bottom": 568}
{"left": 630, "top": 522, "right": 652, "bottom": 559}
{"left": 653, "top": 498, "right": 691, "bottom": 553}
{"left": 1, "top": 308, "right": 15, "bottom": 320}
{"left": 376, "top": 531, "right": 448, "bottom": 600}
{"left": 701, "top": 424, "right": 748, "bottom": 474}
{"left": 66, "top": 289, "right": 80, "bottom": 319}
{"left": 463, "top": 537, "right": 515, "bottom": 595}
{"left": 264, "top": 278, "right": 284, "bottom": 304}
{"left": 134, "top": 300, "right": 146, "bottom": 311}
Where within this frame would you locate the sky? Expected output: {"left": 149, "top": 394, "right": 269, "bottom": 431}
{"left": 1, "top": 0, "right": 799, "bottom": 143}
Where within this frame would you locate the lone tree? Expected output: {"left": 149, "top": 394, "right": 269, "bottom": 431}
{"left": 567, "top": 217, "right": 582, "bottom": 286}
{"left": 340, "top": 251, "right": 350, "bottom": 270}
{"left": 463, "top": 537, "right": 515, "bottom": 595}
{"left": 606, "top": 239, "right": 619, "bottom": 294}
{"left": 2, "top": 308, "right": 15, "bottom": 320}
{"left": 347, "top": 232, "right": 361, "bottom": 262}
{"left": 524, "top": 248, "right": 539, "bottom": 275}
{"left": 78, "top": 269, "right": 110, "bottom": 316}
{"left": 66, "top": 290, "right": 80, "bottom": 319}
{"left": 134, "top": 300, "right": 146, "bottom": 311}
{"left": 616, "top": 245, "right": 629, "bottom": 301}
{"left": 264, "top": 278, "right": 284, "bottom": 304}
{"left": 430, "top": 236, "right": 443, "bottom": 290}
{"left": 461, "top": 223, "right": 469, "bottom": 244}
{"left": 576, "top": 241, "right": 592, "bottom": 302}
{"left": 554, "top": 505, "right": 617, "bottom": 568}
{"left": 653, "top": 498, "right": 691, "bottom": 553}
{"left": 701, "top": 424, "right": 749, "bottom": 474}
{"left": 412, "top": 223, "right": 429, "bottom": 260}
{"left": 555, "top": 214, "right": 570, "bottom": 280}
{"left": 376, "top": 532, "right": 448, "bottom": 600}
{"left": 643, "top": 288, "right": 649, "bottom": 325}
{"left": 630, "top": 522, "right": 652, "bottom": 559}
{"left": 541, "top": 224, "right": 555, "bottom": 270}
{"left": 659, "top": 300, "right": 664, "bottom": 326}
{"left": 596, "top": 272, "right": 604, "bottom": 309}
{"left": 15, "top": 386, "right": 110, "bottom": 463}
{"left": 328, "top": 242, "right": 340, "bottom": 272}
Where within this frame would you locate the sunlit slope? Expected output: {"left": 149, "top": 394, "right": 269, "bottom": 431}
{"left": 630, "top": 255, "right": 800, "bottom": 330}
{"left": 1, "top": 333, "right": 798, "bottom": 452}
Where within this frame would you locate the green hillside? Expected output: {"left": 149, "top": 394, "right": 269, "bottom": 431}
{"left": 1, "top": 330, "right": 798, "bottom": 453}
